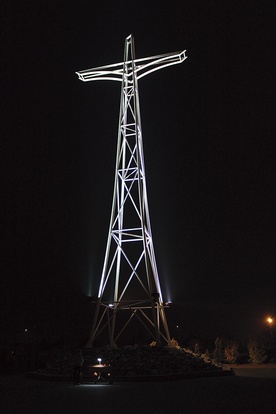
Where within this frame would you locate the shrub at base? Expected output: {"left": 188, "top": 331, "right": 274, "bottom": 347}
{"left": 224, "top": 342, "right": 239, "bottom": 364}
{"left": 247, "top": 339, "right": 268, "bottom": 364}
{"left": 213, "top": 337, "right": 224, "bottom": 364}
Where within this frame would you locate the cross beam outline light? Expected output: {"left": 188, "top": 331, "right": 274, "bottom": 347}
{"left": 76, "top": 50, "right": 187, "bottom": 82}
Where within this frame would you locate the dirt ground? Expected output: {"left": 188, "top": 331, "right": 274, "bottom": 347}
{"left": 1, "top": 367, "right": 276, "bottom": 414}
{"left": 231, "top": 363, "right": 276, "bottom": 379}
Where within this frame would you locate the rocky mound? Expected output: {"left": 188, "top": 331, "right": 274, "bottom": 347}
{"left": 35, "top": 345, "right": 221, "bottom": 379}
{"left": 88, "top": 345, "right": 219, "bottom": 377}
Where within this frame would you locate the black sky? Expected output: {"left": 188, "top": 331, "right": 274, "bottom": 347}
{"left": 2, "top": 0, "right": 275, "bottom": 345}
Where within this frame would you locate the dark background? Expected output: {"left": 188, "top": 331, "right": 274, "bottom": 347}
{"left": 2, "top": 0, "right": 275, "bottom": 346}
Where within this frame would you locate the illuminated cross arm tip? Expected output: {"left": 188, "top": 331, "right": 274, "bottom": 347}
{"left": 75, "top": 50, "right": 187, "bottom": 82}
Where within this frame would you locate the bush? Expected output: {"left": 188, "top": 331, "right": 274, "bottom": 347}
{"left": 213, "top": 337, "right": 224, "bottom": 364}
{"left": 194, "top": 343, "right": 200, "bottom": 355}
{"left": 224, "top": 342, "right": 239, "bottom": 363}
{"left": 247, "top": 339, "right": 268, "bottom": 364}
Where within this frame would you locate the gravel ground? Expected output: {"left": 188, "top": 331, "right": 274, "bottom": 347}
{"left": 1, "top": 370, "right": 276, "bottom": 414}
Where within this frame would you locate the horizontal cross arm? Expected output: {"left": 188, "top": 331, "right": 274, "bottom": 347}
{"left": 76, "top": 50, "right": 187, "bottom": 82}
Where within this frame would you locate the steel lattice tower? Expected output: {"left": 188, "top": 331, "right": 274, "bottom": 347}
{"left": 76, "top": 35, "right": 187, "bottom": 347}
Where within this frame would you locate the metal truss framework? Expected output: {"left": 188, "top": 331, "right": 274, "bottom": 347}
{"left": 76, "top": 35, "right": 187, "bottom": 347}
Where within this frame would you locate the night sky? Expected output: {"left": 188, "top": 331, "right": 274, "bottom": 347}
{"left": 2, "top": 1, "right": 275, "bottom": 346}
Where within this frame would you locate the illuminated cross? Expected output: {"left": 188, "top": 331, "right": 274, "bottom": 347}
{"left": 76, "top": 34, "right": 187, "bottom": 347}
